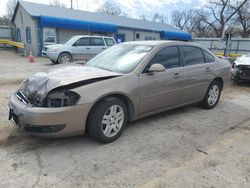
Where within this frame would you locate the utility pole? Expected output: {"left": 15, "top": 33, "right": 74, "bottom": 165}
{"left": 70, "top": 0, "right": 73, "bottom": 9}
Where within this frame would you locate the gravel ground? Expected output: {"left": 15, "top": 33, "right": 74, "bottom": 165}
{"left": 0, "top": 50, "right": 249, "bottom": 188}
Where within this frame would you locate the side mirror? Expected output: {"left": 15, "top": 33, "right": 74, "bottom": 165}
{"left": 148, "top": 64, "right": 165, "bottom": 73}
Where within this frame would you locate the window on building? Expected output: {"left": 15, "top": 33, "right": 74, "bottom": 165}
{"left": 91, "top": 38, "right": 104, "bottom": 46}
{"left": 43, "top": 28, "right": 56, "bottom": 46}
{"left": 136, "top": 33, "right": 140, "bottom": 39}
{"left": 182, "top": 46, "right": 205, "bottom": 66}
{"left": 145, "top": 36, "right": 155, "bottom": 40}
{"left": 104, "top": 38, "right": 115, "bottom": 46}
{"left": 144, "top": 46, "right": 180, "bottom": 72}
{"left": 26, "top": 27, "right": 31, "bottom": 43}
{"left": 16, "top": 28, "right": 21, "bottom": 42}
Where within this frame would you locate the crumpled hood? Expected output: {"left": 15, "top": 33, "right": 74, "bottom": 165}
{"left": 234, "top": 57, "right": 250, "bottom": 66}
{"left": 20, "top": 64, "right": 122, "bottom": 98}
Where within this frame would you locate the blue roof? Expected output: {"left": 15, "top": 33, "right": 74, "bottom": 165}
{"left": 39, "top": 16, "right": 117, "bottom": 33}
{"left": 160, "top": 31, "right": 192, "bottom": 41}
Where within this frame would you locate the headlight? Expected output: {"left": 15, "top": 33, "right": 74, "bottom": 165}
{"left": 45, "top": 90, "right": 80, "bottom": 107}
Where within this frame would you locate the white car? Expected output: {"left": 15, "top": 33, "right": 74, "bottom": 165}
{"left": 232, "top": 53, "right": 250, "bottom": 82}
{"left": 42, "top": 35, "right": 116, "bottom": 64}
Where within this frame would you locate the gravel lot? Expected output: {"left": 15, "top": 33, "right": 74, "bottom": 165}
{"left": 0, "top": 50, "right": 249, "bottom": 188}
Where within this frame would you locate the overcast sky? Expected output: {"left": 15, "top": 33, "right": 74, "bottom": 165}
{"left": 0, "top": 0, "right": 207, "bottom": 21}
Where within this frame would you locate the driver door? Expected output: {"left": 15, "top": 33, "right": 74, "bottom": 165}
{"left": 138, "top": 46, "right": 186, "bottom": 115}
{"left": 72, "top": 37, "right": 92, "bottom": 60}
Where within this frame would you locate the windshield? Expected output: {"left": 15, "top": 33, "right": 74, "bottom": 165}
{"left": 64, "top": 36, "right": 78, "bottom": 45}
{"left": 86, "top": 44, "right": 152, "bottom": 74}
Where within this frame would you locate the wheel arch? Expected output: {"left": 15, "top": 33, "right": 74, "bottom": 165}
{"left": 86, "top": 93, "right": 136, "bottom": 129}
{"left": 213, "top": 77, "right": 224, "bottom": 90}
{"left": 57, "top": 51, "right": 73, "bottom": 62}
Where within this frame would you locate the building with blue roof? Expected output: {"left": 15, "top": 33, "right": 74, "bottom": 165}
{"left": 12, "top": 0, "right": 192, "bottom": 56}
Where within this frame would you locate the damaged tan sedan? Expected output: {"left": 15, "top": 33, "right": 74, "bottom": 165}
{"left": 8, "top": 41, "right": 231, "bottom": 143}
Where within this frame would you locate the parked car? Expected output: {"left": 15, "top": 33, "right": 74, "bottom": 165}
{"left": 42, "top": 35, "right": 116, "bottom": 64}
{"left": 8, "top": 41, "right": 231, "bottom": 143}
{"left": 232, "top": 53, "right": 250, "bottom": 82}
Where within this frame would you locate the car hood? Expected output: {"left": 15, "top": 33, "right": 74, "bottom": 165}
{"left": 45, "top": 44, "right": 67, "bottom": 49}
{"left": 235, "top": 57, "right": 250, "bottom": 66}
{"left": 20, "top": 64, "right": 122, "bottom": 98}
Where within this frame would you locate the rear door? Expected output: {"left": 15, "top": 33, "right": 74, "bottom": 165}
{"left": 89, "top": 37, "right": 106, "bottom": 56}
{"left": 138, "top": 46, "right": 186, "bottom": 115}
{"left": 180, "top": 45, "right": 216, "bottom": 103}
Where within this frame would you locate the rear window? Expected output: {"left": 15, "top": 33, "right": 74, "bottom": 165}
{"left": 91, "top": 38, "right": 104, "bottom": 46}
{"left": 105, "top": 38, "right": 115, "bottom": 46}
{"left": 203, "top": 50, "right": 215, "bottom": 63}
{"left": 182, "top": 46, "right": 205, "bottom": 66}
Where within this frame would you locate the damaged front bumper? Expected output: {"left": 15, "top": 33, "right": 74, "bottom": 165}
{"left": 232, "top": 65, "right": 250, "bottom": 81}
{"left": 8, "top": 93, "right": 90, "bottom": 137}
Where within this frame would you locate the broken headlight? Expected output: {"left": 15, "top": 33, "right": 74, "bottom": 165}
{"left": 45, "top": 90, "right": 80, "bottom": 108}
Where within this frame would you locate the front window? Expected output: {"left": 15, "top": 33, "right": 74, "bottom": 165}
{"left": 86, "top": 44, "right": 153, "bottom": 74}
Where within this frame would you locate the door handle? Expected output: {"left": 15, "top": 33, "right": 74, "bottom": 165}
{"left": 101, "top": 47, "right": 106, "bottom": 49}
{"left": 86, "top": 47, "right": 90, "bottom": 49}
{"left": 206, "top": 67, "right": 213, "bottom": 72}
{"left": 173, "top": 73, "right": 182, "bottom": 78}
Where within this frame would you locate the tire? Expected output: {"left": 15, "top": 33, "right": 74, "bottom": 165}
{"left": 87, "top": 97, "right": 128, "bottom": 143}
{"left": 58, "top": 52, "right": 72, "bottom": 64}
{"left": 200, "top": 80, "right": 222, "bottom": 109}
{"left": 50, "top": 59, "right": 58, "bottom": 64}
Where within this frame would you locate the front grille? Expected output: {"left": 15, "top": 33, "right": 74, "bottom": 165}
{"left": 15, "top": 91, "right": 29, "bottom": 104}
{"left": 239, "top": 65, "right": 250, "bottom": 76}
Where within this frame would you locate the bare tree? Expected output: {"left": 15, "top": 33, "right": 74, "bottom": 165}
{"left": 199, "top": 0, "right": 248, "bottom": 37}
{"left": 97, "top": 0, "right": 127, "bottom": 16}
{"left": 49, "top": 0, "right": 66, "bottom": 8}
{"left": 140, "top": 13, "right": 168, "bottom": 24}
{"left": 6, "top": 0, "right": 18, "bottom": 20}
{"left": 171, "top": 10, "right": 193, "bottom": 31}
{"left": 0, "top": 16, "right": 10, "bottom": 25}
{"left": 233, "top": 0, "right": 250, "bottom": 37}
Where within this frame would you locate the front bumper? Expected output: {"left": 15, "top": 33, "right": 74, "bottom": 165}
{"left": 8, "top": 93, "right": 90, "bottom": 137}
{"left": 232, "top": 65, "right": 250, "bottom": 81}
{"left": 43, "top": 51, "right": 60, "bottom": 62}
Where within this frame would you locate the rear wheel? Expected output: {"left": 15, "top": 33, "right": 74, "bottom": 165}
{"left": 87, "top": 97, "right": 128, "bottom": 143}
{"left": 200, "top": 80, "right": 221, "bottom": 109}
{"left": 58, "top": 52, "right": 72, "bottom": 64}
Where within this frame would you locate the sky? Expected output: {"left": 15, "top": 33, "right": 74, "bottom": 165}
{"left": 0, "top": 0, "right": 208, "bottom": 22}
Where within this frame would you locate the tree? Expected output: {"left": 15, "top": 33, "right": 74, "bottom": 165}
{"left": 0, "top": 16, "right": 10, "bottom": 25}
{"left": 233, "top": 0, "right": 250, "bottom": 37}
{"left": 49, "top": 0, "right": 66, "bottom": 8}
{"left": 171, "top": 10, "right": 193, "bottom": 31}
{"left": 199, "top": 0, "right": 248, "bottom": 37}
{"left": 97, "top": 0, "right": 127, "bottom": 16}
{"left": 140, "top": 13, "right": 168, "bottom": 24}
{"left": 6, "top": 0, "right": 18, "bottom": 20}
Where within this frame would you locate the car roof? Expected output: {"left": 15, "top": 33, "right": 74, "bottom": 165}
{"left": 73, "top": 35, "right": 114, "bottom": 39}
{"left": 120, "top": 40, "right": 204, "bottom": 48}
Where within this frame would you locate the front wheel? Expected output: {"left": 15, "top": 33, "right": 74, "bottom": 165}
{"left": 58, "top": 52, "right": 73, "bottom": 64}
{"left": 200, "top": 80, "right": 221, "bottom": 109}
{"left": 87, "top": 97, "right": 128, "bottom": 143}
